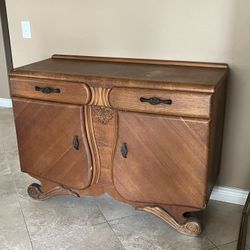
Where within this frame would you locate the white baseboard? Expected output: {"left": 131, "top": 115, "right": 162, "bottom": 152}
{"left": 210, "top": 186, "right": 249, "bottom": 205}
{"left": 0, "top": 98, "right": 12, "bottom": 108}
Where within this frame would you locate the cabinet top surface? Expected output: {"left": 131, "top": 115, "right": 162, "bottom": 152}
{"left": 10, "top": 55, "right": 229, "bottom": 93}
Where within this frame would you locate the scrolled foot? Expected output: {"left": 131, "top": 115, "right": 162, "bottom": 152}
{"left": 181, "top": 217, "right": 202, "bottom": 236}
{"left": 27, "top": 183, "right": 43, "bottom": 200}
{"left": 27, "top": 182, "right": 80, "bottom": 201}
{"left": 139, "top": 206, "right": 202, "bottom": 237}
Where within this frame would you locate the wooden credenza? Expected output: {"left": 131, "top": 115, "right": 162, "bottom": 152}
{"left": 9, "top": 55, "right": 229, "bottom": 236}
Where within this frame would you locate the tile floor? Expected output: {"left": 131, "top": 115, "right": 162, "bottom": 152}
{"left": 0, "top": 107, "right": 248, "bottom": 250}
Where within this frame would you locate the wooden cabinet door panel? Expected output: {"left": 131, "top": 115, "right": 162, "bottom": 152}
{"left": 113, "top": 112, "right": 210, "bottom": 208}
{"left": 13, "top": 98, "right": 92, "bottom": 190}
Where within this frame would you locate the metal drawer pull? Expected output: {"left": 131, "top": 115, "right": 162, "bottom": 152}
{"left": 72, "top": 135, "right": 80, "bottom": 150}
{"left": 35, "top": 86, "right": 61, "bottom": 94}
{"left": 140, "top": 97, "right": 172, "bottom": 105}
{"left": 121, "top": 143, "right": 128, "bottom": 158}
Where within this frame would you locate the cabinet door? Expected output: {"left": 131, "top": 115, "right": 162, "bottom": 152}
{"left": 13, "top": 98, "right": 92, "bottom": 190}
{"left": 113, "top": 112, "right": 210, "bottom": 208}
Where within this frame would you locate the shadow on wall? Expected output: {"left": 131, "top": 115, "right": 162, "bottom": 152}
{"left": 219, "top": 0, "right": 250, "bottom": 190}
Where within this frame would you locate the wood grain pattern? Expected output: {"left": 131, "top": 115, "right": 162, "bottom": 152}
{"left": 9, "top": 54, "right": 229, "bottom": 237}
{"left": 110, "top": 87, "right": 212, "bottom": 119}
{"left": 90, "top": 106, "right": 117, "bottom": 187}
{"left": 10, "top": 78, "right": 90, "bottom": 105}
{"left": 206, "top": 77, "right": 227, "bottom": 198}
{"left": 10, "top": 55, "right": 229, "bottom": 94}
{"left": 113, "top": 111, "right": 210, "bottom": 208}
{"left": 75, "top": 104, "right": 118, "bottom": 192}
{"left": 52, "top": 54, "right": 228, "bottom": 69}
{"left": 13, "top": 98, "right": 92, "bottom": 190}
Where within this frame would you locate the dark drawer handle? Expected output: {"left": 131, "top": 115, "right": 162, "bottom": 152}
{"left": 35, "top": 86, "right": 61, "bottom": 94}
{"left": 140, "top": 97, "right": 172, "bottom": 105}
{"left": 121, "top": 143, "right": 128, "bottom": 158}
{"left": 72, "top": 135, "right": 80, "bottom": 150}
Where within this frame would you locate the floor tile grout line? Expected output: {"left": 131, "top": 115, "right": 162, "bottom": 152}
{"left": 215, "top": 240, "right": 238, "bottom": 248}
{"left": 206, "top": 237, "right": 219, "bottom": 250}
{"left": 95, "top": 203, "right": 126, "bottom": 250}
{"left": 0, "top": 112, "right": 34, "bottom": 247}
{"left": 13, "top": 220, "right": 111, "bottom": 243}
{"left": 93, "top": 198, "right": 147, "bottom": 224}
{"left": 1, "top": 109, "right": 244, "bottom": 249}
{"left": 8, "top": 172, "right": 124, "bottom": 245}
{"left": 10, "top": 171, "right": 35, "bottom": 250}
{"left": 1, "top": 109, "right": 107, "bottom": 245}
{"left": 204, "top": 224, "right": 239, "bottom": 249}
{"left": 104, "top": 209, "right": 219, "bottom": 248}
{"left": 12, "top": 184, "right": 108, "bottom": 247}
{"left": 100, "top": 207, "right": 222, "bottom": 250}
{"left": 1, "top": 109, "right": 34, "bottom": 247}
{"left": 102, "top": 212, "right": 143, "bottom": 224}
{"left": 18, "top": 202, "right": 35, "bottom": 250}
{"left": 0, "top": 148, "right": 12, "bottom": 176}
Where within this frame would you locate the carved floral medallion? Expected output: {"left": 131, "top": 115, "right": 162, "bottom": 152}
{"left": 93, "top": 106, "right": 114, "bottom": 124}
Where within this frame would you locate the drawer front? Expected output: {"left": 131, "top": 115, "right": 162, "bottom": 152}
{"left": 109, "top": 88, "right": 212, "bottom": 118}
{"left": 10, "top": 78, "right": 90, "bottom": 105}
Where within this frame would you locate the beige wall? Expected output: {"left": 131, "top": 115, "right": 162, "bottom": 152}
{"left": 5, "top": 0, "right": 250, "bottom": 190}
{"left": 0, "top": 18, "right": 10, "bottom": 98}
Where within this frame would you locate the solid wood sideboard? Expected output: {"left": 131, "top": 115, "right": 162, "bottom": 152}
{"left": 9, "top": 54, "right": 229, "bottom": 236}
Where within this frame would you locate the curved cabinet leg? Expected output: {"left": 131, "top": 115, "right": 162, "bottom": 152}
{"left": 138, "top": 206, "right": 202, "bottom": 237}
{"left": 27, "top": 181, "right": 80, "bottom": 201}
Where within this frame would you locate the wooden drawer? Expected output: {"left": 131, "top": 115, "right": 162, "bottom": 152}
{"left": 10, "top": 78, "right": 90, "bottom": 105}
{"left": 109, "top": 87, "right": 212, "bottom": 118}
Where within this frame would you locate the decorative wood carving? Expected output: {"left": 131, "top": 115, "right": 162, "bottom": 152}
{"left": 93, "top": 106, "right": 114, "bottom": 124}
{"left": 84, "top": 105, "right": 101, "bottom": 184}
{"left": 140, "top": 206, "right": 202, "bottom": 237}
{"left": 89, "top": 87, "right": 111, "bottom": 107}
{"left": 88, "top": 87, "right": 114, "bottom": 124}
{"left": 27, "top": 183, "right": 80, "bottom": 201}
{"left": 90, "top": 106, "right": 118, "bottom": 186}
